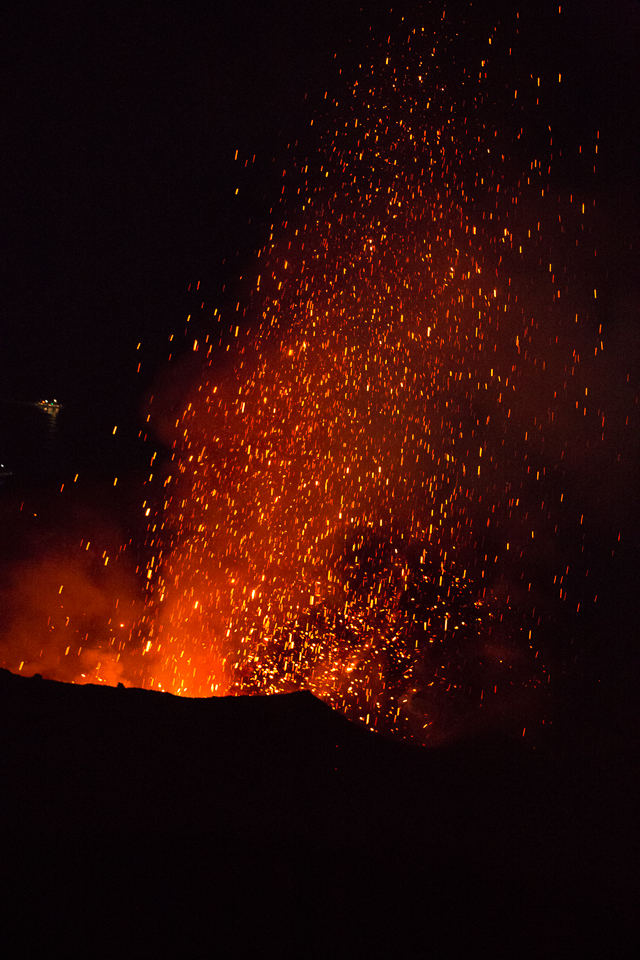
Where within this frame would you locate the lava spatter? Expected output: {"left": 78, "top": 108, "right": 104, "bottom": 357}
{"left": 130, "top": 7, "right": 607, "bottom": 742}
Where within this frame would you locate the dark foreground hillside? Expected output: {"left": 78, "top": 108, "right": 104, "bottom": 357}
{"left": 1, "top": 669, "right": 635, "bottom": 958}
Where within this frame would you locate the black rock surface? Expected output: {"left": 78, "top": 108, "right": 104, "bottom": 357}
{"left": 1, "top": 668, "right": 634, "bottom": 958}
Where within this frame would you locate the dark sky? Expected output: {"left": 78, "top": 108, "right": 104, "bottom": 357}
{"left": 1, "top": 1, "right": 372, "bottom": 419}
{"left": 1, "top": 0, "right": 637, "bottom": 477}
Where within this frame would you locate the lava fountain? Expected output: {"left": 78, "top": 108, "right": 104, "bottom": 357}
{"left": 124, "top": 9, "right": 614, "bottom": 740}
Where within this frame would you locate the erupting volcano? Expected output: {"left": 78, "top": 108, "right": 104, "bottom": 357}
{"left": 3, "top": 5, "right": 632, "bottom": 745}
{"left": 3, "top": 8, "right": 636, "bottom": 957}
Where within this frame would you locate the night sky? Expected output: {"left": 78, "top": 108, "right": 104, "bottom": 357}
{"left": 2, "top": 0, "right": 378, "bottom": 475}
{"left": 1, "top": 0, "right": 638, "bottom": 736}
{"left": 2, "top": 2, "right": 636, "bottom": 437}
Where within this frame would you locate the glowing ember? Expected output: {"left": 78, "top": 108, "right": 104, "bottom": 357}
{"left": 127, "top": 8, "right": 602, "bottom": 740}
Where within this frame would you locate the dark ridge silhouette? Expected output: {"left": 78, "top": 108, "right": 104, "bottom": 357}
{"left": 1, "top": 668, "right": 634, "bottom": 958}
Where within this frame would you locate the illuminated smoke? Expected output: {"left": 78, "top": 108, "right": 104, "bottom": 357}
{"left": 0, "top": 499, "right": 144, "bottom": 687}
